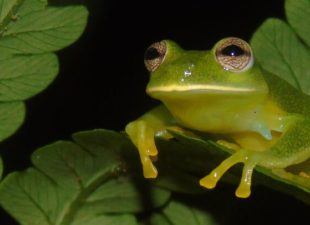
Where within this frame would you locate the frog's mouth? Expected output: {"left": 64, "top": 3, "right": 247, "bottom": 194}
{"left": 147, "top": 84, "right": 259, "bottom": 96}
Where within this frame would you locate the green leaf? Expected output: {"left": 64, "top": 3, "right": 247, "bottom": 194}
{"left": 148, "top": 214, "right": 171, "bottom": 225}
{"left": 0, "top": 53, "right": 58, "bottom": 101}
{"left": 0, "top": 130, "right": 170, "bottom": 225}
{"left": 0, "top": 4, "right": 89, "bottom": 54}
{"left": 71, "top": 214, "right": 139, "bottom": 225}
{"left": 0, "top": 0, "right": 88, "bottom": 141}
{"left": 285, "top": 0, "right": 310, "bottom": 47}
{"left": 0, "top": 101, "right": 25, "bottom": 142}
{"left": 149, "top": 200, "right": 217, "bottom": 225}
{"left": 250, "top": 18, "right": 310, "bottom": 94}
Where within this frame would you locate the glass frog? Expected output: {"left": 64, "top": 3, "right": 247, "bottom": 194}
{"left": 125, "top": 37, "right": 310, "bottom": 198}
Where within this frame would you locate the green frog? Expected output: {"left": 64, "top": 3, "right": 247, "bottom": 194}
{"left": 125, "top": 37, "right": 310, "bottom": 198}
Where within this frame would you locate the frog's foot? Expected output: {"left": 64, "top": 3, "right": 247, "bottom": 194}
{"left": 137, "top": 132, "right": 158, "bottom": 178}
{"left": 200, "top": 150, "right": 258, "bottom": 198}
{"left": 125, "top": 120, "right": 159, "bottom": 178}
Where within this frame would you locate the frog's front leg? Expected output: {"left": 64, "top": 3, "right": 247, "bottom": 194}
{"left": 125, "top": 105, "right": 177, "bottom": 178}
{"left": 200, "top": 149, "right": 258, "bottom": 198}
{"left": 200, "top": 115, "right": 310, "bottom": 198}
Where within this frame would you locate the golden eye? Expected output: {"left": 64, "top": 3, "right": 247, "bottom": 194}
{"left": 144, "top": 41, "right": 167, "bottom": 72}
{"left": 215, "top": 37, "right": 253, "bottom": 72}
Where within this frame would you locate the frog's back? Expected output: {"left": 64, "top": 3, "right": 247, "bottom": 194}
{"left": 263, "top": 71, "right": 310, "bottom": 116}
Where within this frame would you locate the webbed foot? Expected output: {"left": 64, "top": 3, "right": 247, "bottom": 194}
{"left": 200, "top": 150, "right": 258, "bottom": 198}
{"left": 126, "top": 120, "right": 159, "bottom": 178}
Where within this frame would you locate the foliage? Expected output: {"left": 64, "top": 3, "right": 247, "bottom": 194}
{"left": 0, "top": 0, "right": 88, "bottom": 142}
{"left": 0, "top": 0, "right": 309, "bottom": 224}
{"left": 251, "top": 18, "right": 310, "bottom": 93}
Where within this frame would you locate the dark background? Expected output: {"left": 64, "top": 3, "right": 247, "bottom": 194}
{"left": 1, "top": 0, "right": 308, "bottom": 224}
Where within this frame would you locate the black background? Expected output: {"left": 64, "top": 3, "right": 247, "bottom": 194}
{"left": 0, "top": 0, "right": 308, "bottom": 224}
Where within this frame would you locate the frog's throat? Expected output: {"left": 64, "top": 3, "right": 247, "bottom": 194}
{"left": 147, "top": 84, "right": 258, "bottom": 94}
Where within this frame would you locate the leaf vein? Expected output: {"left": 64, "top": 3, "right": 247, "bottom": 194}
{"left": 17, "top": 173, "right": 53, "bottom": 225}
{"left": 261, "top": 27, "right": 302, "bottom": 90}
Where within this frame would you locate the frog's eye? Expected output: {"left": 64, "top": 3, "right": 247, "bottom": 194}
{"left": 144, "top": 41, "right": 167, "bottom": 72}
{"left": 215, "top": 37, "right": 253, "bottom": 72}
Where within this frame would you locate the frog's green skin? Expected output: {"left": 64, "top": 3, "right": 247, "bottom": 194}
{"left": 125, "top": 37, "right": 310, "bottom": 198}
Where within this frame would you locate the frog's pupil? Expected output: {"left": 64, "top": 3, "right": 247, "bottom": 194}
{"left": 144, "top": 47, "right": 161, "bottom": 60}
{"left": 222, "top": 44, "right": 244, "bottom": 57}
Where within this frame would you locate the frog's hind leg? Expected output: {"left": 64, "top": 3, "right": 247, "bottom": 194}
{"left": 200, "top": 150, "right": 258, "bottom": 198}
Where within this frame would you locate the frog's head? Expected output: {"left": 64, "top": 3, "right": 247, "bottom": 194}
{"left": 144, "top": 37, "right": 268, "bottom": 101}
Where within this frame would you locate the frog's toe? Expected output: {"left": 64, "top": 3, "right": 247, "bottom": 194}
{"left": 142, "top": 142, "right": 158, "bottom": 156}
{"left": 200, "top": 150, "right": 257, "bottom": 198}
{"left": 199, "top": 174, "right": 217, "bottom": 189}
{"left": 235, "top": 161, "right": 256, "bottom": 198}
{"left": 141, "top": 155, "right": 158, "bottom": 178}
{"left": 235, "top": 182, "right": 251, "bottom": 198}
